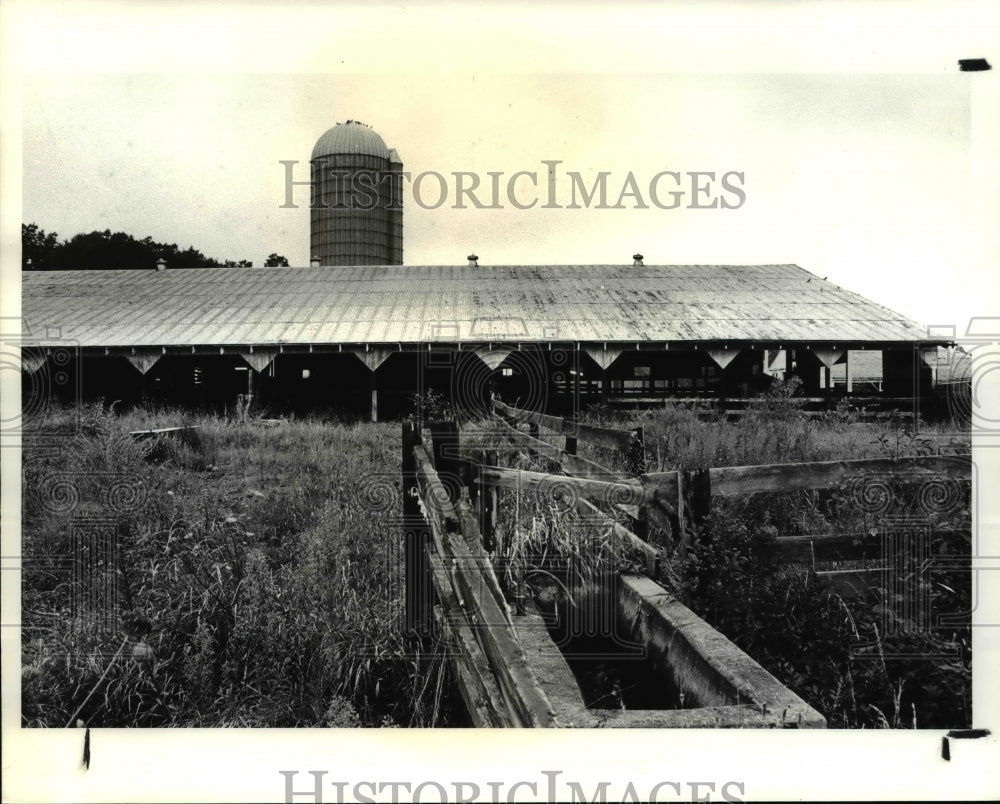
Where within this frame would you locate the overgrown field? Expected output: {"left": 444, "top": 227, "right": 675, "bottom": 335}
{"left": 22, "top": 403, "right": 458, "bottom": 727}
{"left": 21, "top": 393, "right": 971, "bottom": 728}
{"left": 583, "top": 391, "right": 972, "bottom": 729}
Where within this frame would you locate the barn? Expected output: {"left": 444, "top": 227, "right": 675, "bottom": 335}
{"left": 20, "top": 258, "right": 947, "bottom": 420}
{"left": 19, "top": 119, "right": 951, "bottom": 420}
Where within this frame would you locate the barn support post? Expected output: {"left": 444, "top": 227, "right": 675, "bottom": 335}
{"left": 845, "top": 351, "right": 853, "bottom": 394}
{"left": 402, "top": 420, "right": 432, "bottom": 637}
{"left": 370, "top": 371, "right": 379, "bottom": 423}
{"left": 564, "top": 435, "right": 578, "bottom": 456}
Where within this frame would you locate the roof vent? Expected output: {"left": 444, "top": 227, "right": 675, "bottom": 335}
{"left": 467, "top": 254, "right": 479, "bottom": 267}
{"left": 155, "top": 258, "right": 167, "bottom": 271}
{"left": 310, "top": 256, "right": 321, "bottom": 267}
{"left": 633, "top": 253, "right": 644, "bottom": 266}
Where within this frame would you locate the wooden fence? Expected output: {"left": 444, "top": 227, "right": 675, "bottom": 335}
{"left": 487, "top": 399, "right": 971, "bottom": 589}
{"left": 401, "top": 418, "right": 829, "bottom": 727}
{"left": 400, "top": 402, "right": 970, "bottom": 726}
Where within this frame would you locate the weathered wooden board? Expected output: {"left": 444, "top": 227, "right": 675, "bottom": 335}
{"left": 494, "top": 416, "right": 623, "bottom": 482}
{"left": 428, "top": 554, "right": 510, "bottom": 727}
{"left": 708, "top": 455, "right": 970, "bottom": 496}
{"left": 129, "top": 425, "right": 201, "bottom": 439}
{"left": 493, "top": 399, "right": 635, "bottom": 453}
{"left": 476, "top": 465, "right": 654, "bottom": 507}
{"left": 761, "top": 532, "right": 885, "bottom": 564}
{"left": 814, "top": 567, "right": 885, "bottom": 597}
{"left": 412, "top": 444, "right": 558, "bottom": 727}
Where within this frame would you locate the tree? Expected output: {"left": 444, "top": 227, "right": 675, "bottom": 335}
{"left": 21, "top": 224, "right": 60, "bottom": 270}
{"left": 264, "top": 253, "right": 289, "bottom": 267}
{"left": 19, "top": 223, "right": 259, "bottom": 270}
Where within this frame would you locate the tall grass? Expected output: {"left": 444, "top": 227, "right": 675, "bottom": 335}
{"left": 22, "top": 396, "right": 971, "bottom": 729}
{"left": 21, "top": 402, "right": 459, "bottom": 727}
{"left": 494, "top": 390, "right": 971, "bottom": 728}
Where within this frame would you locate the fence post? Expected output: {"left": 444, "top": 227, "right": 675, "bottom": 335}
{"left": 679, "top": 467, "right": 712, "bottom": 544}
{"left": 479, "top": 449, "right": 498, "bottom": 553}
{"left": 402, "top": 420, "right": 432, "bottom": 637}
{"left": 428, "top": 421, "right": 461, "bottom": 504}
{"left": 626, "top": 426, "right": 646, "bottom": 476}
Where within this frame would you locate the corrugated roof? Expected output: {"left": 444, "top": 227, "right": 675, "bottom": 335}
{"left": 21, "top": 264, "right": 937, "bottom": 348}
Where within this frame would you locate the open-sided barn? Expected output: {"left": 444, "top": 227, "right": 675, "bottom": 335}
{"left": 20, "top": 260, "right": 947, "bottom": 420}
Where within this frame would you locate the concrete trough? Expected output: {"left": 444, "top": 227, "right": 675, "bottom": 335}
{"left": 516, "top": 573, "right": 826, "bottom": 728}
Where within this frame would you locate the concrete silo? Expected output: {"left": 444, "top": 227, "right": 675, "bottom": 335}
{"left": 310, "top": 121, "right": 403, "bottom": 266}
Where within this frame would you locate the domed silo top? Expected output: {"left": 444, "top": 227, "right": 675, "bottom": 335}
{"left": 311, "top": 120, "right": 391, "bottom": 160}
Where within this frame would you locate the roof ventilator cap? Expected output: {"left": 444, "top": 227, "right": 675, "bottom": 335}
{"left": 633, "top": 253, "right": 644, "bottom": 266}
{"left": 310, "top": 256, "right": 321, "bottom": 267}
{"left": 155, "top": 258, "right": 167, "bottom": 271}
{"left": 467, "top": 254, "right": 479, "bottom": 267}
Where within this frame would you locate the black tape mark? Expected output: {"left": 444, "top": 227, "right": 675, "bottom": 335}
{"left": 947, "top": 728, "right": 991, "bottom": 739}
{"left": 942, "top": 728, "right": 991, "bottom": 761}
{"left": 958, "top": 58, "right": 992, "bottom": 72}
{"left": 83, "top": 727, "right": 91, "bottom": 769}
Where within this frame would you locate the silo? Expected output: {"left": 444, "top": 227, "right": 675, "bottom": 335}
{"left": 310, "top": 121, "right": 403, "bottom": 266}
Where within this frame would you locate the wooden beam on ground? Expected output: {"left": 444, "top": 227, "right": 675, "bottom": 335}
{"left": 428, "top": 554, "right": 511, "bottom": 727}
{"left": 814, "top": 568, "right": 885, "bottom": 597}
{"left": 761, "top": 532, "right": 888, "bottom": 564}
{"left": 413, "top": 445, "right": 558, "bottom": 727}
{"left": 129, "top": 425, "right": 201, "bottom": 440}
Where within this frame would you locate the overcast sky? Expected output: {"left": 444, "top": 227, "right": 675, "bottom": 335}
{"left": 9, "top": 3, "right": 997, "bottom": 333}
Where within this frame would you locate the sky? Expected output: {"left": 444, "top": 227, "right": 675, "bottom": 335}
{"left": 4, "top": 3, "right": 1000, "bottom": 802}
{"left": 10, "top": 5, "right": 999, "bottom": 332}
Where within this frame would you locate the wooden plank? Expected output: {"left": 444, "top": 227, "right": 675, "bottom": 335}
{"left": 814, "top": 568, "right": 885, "bottom": 597}
{"left": 476, "top": 465, "right": 655, "bottom": 508}
{"left": 413, "top": 447, "right": 558, "bottom": 727}
{"left": 428, "top": 421, "right": 461, "bottom": 503}
{"left": 428, "top": 556, "right": 512, "bottom": 727}
{"left": 493, "top": 399, "right": 633, "bottom": 452}
{"left": 639, "top": 470, "right": 680, "bottom": 508}
{"left": 761, "top": 532, "right": 885, "bottom": 565}
{"left": 494, "top": 416, "right": 622, "bottom": 482}
{"left": 574, "top": 497, "right": 662, "bottom": 577}
{"left": 129, "top": 425, "right": 201, "bottom": 439}
{"left": 402, "top": 422, "right": 433, "bottom": 637}
{"left": 641, "top": 455, "right": 971, "bottom": 498}
{"left": 708, "top": 455, "right": 971, "bottom": 496}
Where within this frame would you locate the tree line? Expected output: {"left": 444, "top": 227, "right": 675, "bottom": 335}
{"left": 22, "top": 223, "right": 289, "bottom": 270}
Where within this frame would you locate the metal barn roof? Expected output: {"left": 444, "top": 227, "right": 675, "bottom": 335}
{"left": 21, "top": 264, "right": 936, "bottom": 349}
